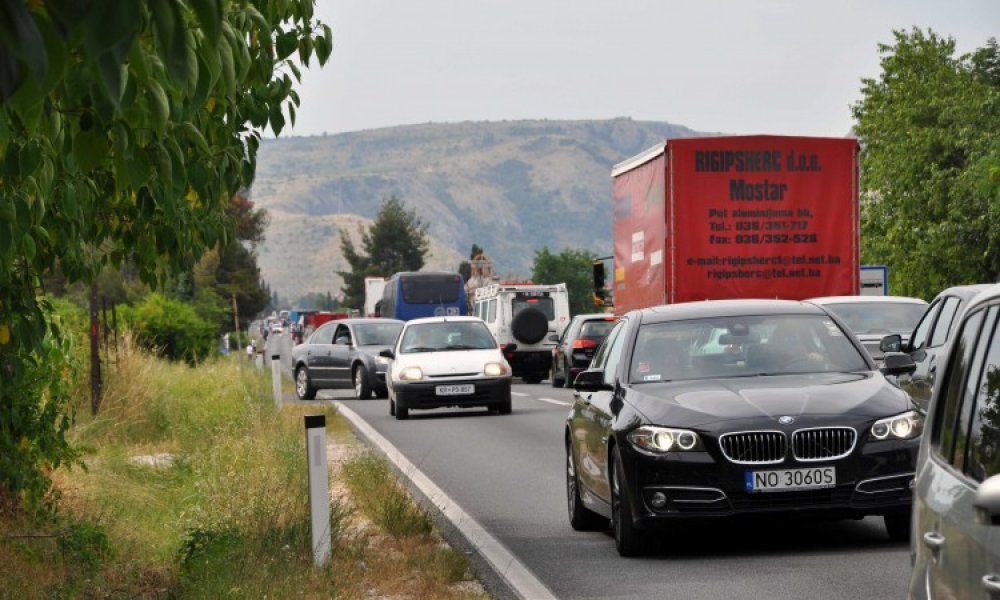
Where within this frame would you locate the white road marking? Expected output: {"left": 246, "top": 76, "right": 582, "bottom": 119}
{"left": 536, "top": 397, "right": 571, "bottom": 407}
{"left": 334, "top": 402, "right": 558, "bottom": 600}
{"left": 511, "top": 391, "right": 529, "bottom": 397}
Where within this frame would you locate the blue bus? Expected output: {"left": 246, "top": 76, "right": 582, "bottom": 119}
{"left": 380, "top": 271, "right": 467, "bottom": 321}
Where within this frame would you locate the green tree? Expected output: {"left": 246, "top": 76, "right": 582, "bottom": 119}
{"left": 531, "top": 247, "right": 597, "bottom": 316}
{"left": 458, "top": 243, "right": 484, "bottom": 282}
{"left": 0, "top": 0, "right": 331, "bottom": 511}
{"left": 338, "top": 195, "right": 429, "bottom": 309}
{"left": 852, "top": 29, "right": 1000, "bottom": 299}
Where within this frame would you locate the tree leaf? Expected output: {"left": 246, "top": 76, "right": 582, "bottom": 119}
{"left": 0, "top": 0, "right": 47, "bottom": 83}
{"left": 190, "top": 0, "right": 222, "bottom": 47}
{"left": 72, "top": 129, "right": 108, "bottom": 172}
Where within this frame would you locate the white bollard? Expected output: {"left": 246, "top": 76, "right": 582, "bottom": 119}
{"left": 305, "top": 415, "right": 331, "bottom": 566}
{"left": 271, "top": 354, "right": 283, "bottom": 410}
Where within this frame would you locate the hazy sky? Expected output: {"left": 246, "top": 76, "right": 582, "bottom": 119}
{"left": 289, "top": 0, "right": 1000, "bottom": 138}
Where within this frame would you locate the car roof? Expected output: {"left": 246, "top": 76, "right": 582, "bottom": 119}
{"left": 932, "top": 283, "right": 994, "bottom": 301}
{"left": 807, "top": 295, "right": 927, "bottom": 305}
{"left": 403, "top": 316, "right": 483, "bottom": 326}
{"left": 632, "top": 299, "right": 828, "bottom": 324}
{"left": 572, "top": 313, "right": 617, "bottom": 321}
{"left": 957, "top": 282, "right": 1000, "bottom": 313}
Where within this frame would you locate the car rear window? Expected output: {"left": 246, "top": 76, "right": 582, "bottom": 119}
{"left": 580, "top": 320, "right": 616, "bottom": 339}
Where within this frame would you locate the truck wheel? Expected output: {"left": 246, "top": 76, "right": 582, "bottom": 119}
{"left": 511, "top": 307, "right": 548, "bottom": 344}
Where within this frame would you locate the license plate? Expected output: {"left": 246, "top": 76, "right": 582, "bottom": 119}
{"left": 745, "top": 466, "right": 836, "bottom": 493}
{"left": 436, "top": 384, "right": 474, "bottom": 396}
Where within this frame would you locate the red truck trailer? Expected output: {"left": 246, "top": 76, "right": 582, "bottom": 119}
{"left": 610, "top": 135, "right": 860, "bottom": 314}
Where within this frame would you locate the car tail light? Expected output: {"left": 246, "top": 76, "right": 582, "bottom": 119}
{"left": 572, "top": 339, "right": 598, "bottom": 349}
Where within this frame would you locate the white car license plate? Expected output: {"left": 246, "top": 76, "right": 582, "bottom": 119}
{"left": 436, "top": 384, "right": 474, "bottom": 396}
{"left": 745, "top": 466, "right": 836, "bottom": 493}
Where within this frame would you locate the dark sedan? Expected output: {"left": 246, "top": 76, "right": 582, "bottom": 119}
{"left": 551, "top": 313, "right": 617, "bottom": 388}
{"left": 565, "top": 299, "right": 920, "bottom": 556}
{"left": 292, "top": 318, "right": 403, "bottom": 400}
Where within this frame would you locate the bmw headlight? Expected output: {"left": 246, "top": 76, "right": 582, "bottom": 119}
{"left": 628, "top": 426, "right": 703, "bottom": 454}
{"left": 870, "top": 410, "right": 923, "bottom": 441}
{"left": 399, "top": 366, "right": 423, "bottom": 381}
{"left": 484, "top": 362, "right": 509, "bottom": 377}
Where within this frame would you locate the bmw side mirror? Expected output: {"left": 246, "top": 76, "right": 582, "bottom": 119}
{"left": 574, "top": 369, "right": 611, "bottom": 392}
{"left": 880, "top": 334, "right": 902, "bottom": 353}
{"left": 379, "top": 349, "right": 395, "bottom": 359}
{"left": 974, "top": 474, "right": 1000, "bottom": 526}
{"left": 881, "top": 352, "right": 916, "bottom": 376}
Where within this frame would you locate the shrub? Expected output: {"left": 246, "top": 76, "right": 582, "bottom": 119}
{"left": 119, "top": 293, "right": 216, "bottom": 363}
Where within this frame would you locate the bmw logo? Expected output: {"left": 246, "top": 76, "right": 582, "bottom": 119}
{"left": 778, "top": 416, "right": 795, "bottom": 425}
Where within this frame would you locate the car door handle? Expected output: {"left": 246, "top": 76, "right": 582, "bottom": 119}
{"left": 984, "top": 574, "right": 1000, "bottom": 594}
{"left": 922, "top": 531, "right": 945, "bottom": 551}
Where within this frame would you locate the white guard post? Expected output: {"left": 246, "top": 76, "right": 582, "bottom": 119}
{"left": 271, "top": 354, "right": 283, "bottom": 410}
{"left": 305, "top": 414, "right": 331, "bottom": 566}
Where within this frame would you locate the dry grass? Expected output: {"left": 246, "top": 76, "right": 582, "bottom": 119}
{"left": 0, "top": 341, "right": 490, "bottom": 599}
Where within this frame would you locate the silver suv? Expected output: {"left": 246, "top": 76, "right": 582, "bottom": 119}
{"left": 909, "top": 282, "right": 1000, "bottom": 599}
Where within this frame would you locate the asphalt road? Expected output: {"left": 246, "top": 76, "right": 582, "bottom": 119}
{"left": 266, "top": 332, "right": 912, "bottom": 600}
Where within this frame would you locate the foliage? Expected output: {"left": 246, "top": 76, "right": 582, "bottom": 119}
{"left": 852, "top": 29, "right": 1000, "bottom": 299}
{"left": 458, "top": 243, "right": 484, "bottom": 282}
{"left": 0, "top": 297, "right": 81, "bottom": 513}
{"left": 0, "top": 0, "right": 330, "bottom": 511}
{"left": 531, "top": 246, "right": 599, "bottom": 315}
{"left": 338, "top": 195, "right": 430, "bottom": 309}
{"left": 295, "top": 290, "right": 339, "bottom": 311}
{"left": 119, "top": 293, "right": 216, "bottom": 364}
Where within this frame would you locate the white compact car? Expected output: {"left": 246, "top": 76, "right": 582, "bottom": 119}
{"left": 381, "top": 316, "right": 512, "bottom": 420}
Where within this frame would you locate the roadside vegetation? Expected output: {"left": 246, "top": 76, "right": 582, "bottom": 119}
{"left": 0, "top": 337, "right": 487, "bottom": 598}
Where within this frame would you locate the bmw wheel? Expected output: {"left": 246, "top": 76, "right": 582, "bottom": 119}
{"left": 611, "top": 446, "right": 646, "bottom": 557}
{"left": 567, "top": 441, "right": 607, "bottom": 531}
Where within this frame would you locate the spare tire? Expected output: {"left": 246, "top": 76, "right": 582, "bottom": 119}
{"left": 511, "top": 307, "right": 548, "bottom": 344}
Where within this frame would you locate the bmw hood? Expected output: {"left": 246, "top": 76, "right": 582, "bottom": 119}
{"left": 626, "top": 372, "right": 913, "bottom": 428}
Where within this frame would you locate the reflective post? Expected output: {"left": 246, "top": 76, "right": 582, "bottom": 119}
{"left": 271, "top": 354, "right": 283, "bottom": 410}
{"left": 305, "top": 415, "right": 331, "bottom": 566}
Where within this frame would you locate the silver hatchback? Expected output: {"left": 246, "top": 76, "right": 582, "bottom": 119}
{"left": 909, "top": 282, "right": 1000, "bottom": 598}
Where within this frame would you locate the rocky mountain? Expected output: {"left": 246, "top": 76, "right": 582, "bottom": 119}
{"left": 252, "top": 117, "right": 708, "bottom": 301}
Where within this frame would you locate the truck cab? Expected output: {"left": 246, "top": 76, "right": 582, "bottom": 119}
{"left": 473, "top": 283, "right": 570, "bottom": 383}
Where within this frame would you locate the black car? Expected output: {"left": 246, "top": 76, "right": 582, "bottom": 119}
{"left": 550, "top": 313, "right": 617, "bottom": 388}
{"left": 292, "top": 318, "right": 403, "bottom": 400}
{"left": 565, "top": 299, "right": 920, "bottom": 556}
{"left": 879, "top": 284, "right": 993, "bottom": 410}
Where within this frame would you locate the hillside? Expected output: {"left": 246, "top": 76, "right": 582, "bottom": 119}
{"left": 252, "top": 117, "right": 707, "bottom": 302}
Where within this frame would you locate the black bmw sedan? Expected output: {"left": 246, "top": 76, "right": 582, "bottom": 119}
{"left": 565, "top": 299, "right": 920, "bottom": 556}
